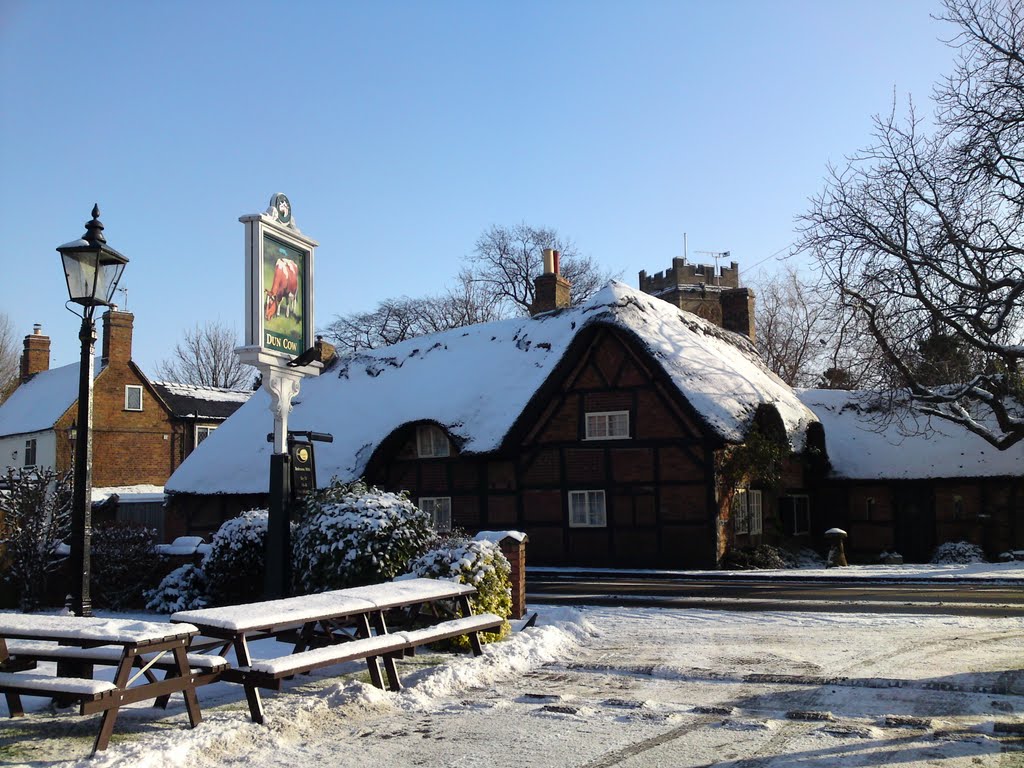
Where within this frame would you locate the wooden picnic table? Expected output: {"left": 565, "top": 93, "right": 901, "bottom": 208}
{"left": 0, "top": 614, "right": 214, "bottom": 754}
{"left": 170, "top": 577, "right": 502, "bottom": 723}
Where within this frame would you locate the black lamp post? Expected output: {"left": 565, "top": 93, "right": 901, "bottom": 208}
{"left": 57, "top": 205, "right": 128, "bottom": 617}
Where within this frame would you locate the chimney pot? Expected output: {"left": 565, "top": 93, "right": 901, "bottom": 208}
{"left": 32, "top": 324, "right": 42, "bottom": 335}
{"left": 542, "top": 248, "right": 560, "bottom": 276}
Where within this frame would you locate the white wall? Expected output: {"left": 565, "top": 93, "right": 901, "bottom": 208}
{"left": 0, "top": 429, "right": 58, "bottom": 474}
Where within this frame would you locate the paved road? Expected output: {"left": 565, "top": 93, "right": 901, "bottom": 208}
{"left": 526, "top": 571, "right": 1024, "bottom": 616}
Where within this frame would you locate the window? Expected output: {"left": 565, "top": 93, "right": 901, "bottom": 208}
{"left": 953, "top": 495, "right": 964, "bottom": 520}
{"left": 419, "top": 497, "right": 452, "bottom": 531}
{"left": 732, "top": 489, "right": 763, "bottom": 535}
{"left": 732, "top": 490, "right": 749, "bottom": 534}
{"left": 196, "top": 425, "right": 216, "bottom": 445}
{"left": 416, "top": 424, "right": 450, "bottom": 458}
{"left": 23, "top": 439, "right": 36, "bottom": 468}
{"left": 125, "top": 385, "right": 143, "bottom": 411}
{"left": 749, "top": 490, "right": 763, "bottom": 535}
{"left": 569, "top": 490, "right": 607, "bottom": 527}
{"left": 779, "top": 494, "right": 810, "bottom": 535}
{"left": 585, "top": 411, "right": 630, "bottom": 440}
{"left": 865, "top": 497, "right": 876, "bottom": 521}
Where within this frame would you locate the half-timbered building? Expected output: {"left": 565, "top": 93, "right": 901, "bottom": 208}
{"left": 166, "top": 276, "right": 821, "bottom": 567}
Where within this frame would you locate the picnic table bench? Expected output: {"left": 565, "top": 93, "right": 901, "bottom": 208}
{"left": 0, "top": 614, "right": 224, "bottom": 754}
{"left": 171, "top": 577, "right": 504, "bottom": 724}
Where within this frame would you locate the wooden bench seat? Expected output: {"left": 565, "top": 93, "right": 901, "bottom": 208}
{"left": 6, "top": 640, "right": 229, "bottom": 672}
{"left": 0, "top": 671, "right": 117, "bottom": 718}
{"left": 236, "top": 633, "right": 411, "bottom": 689}
{"left": 396, "top": 613, "right": 504, "bottom": 656}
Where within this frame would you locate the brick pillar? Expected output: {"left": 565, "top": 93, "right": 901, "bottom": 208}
{"left": 497, "top": 534, "right": 528, "bottom": 619}
{"left": 20, "top": 324, "right": 51, "bottom": 382}
{"left": 101, "top": 309, "right": 135, "bottom": 366}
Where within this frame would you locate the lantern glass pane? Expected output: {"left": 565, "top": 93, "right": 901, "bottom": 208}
{"left": 62, "top": 251, "right": 99, "bottom": 304}
{"left": 97, "top": 260, "right": 125, "bottom": 305}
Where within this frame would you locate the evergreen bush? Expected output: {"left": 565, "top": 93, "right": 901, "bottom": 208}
{"left": 406, "top": 535, "right": 512, "bottom": 647}
{"left": 292, "top": 480, "right": 436, "bottom": 593}
{"left": 90, "top": 522, "right": 162, "bottom": 610}
{"left": 202, "top": 509, "right": 269, "bottom": 605}
{"left": 145, "top": 563, "right": 209, "bottom": 613}
{"left": 930, "top": 540, "right": 986, "bottom": 565}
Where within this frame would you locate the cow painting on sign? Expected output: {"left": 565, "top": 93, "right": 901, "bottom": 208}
{"left": 265, "top": 258, "right": 298, "bottom": 322}
{"left": 261, "top": 235, "right": 306, "bottom": 357}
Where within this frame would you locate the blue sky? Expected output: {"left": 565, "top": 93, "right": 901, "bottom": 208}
{"left": 1, "top": 0, "right": 953, "bottom": 374}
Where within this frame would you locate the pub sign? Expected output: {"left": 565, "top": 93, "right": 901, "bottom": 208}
{"left": 240, "top": 193, "right": 318, "bottom": 366}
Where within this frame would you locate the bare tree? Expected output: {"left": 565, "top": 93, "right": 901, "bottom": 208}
{"left": 466, "top": 223, "right": 617, "bottom": 315}
{"left": 753, "top": 268, "right": 831, "bottom": 387}
{"left": 323, "top": 224, "right": 614, "bottom": 355}
{"left": 0, "top": 312, "right": 18, "bottom": 404}
{"left": 799, "top": 0, "right": 1024, "bottom": 449}
{"left": 156, "top": 321, "right": 254, "bottom": 389}
{"left": 323, "top": 274, "right": 504, "bottom": 356}
{"left": 0, "top": 467, "right": 73, "bottom": 611}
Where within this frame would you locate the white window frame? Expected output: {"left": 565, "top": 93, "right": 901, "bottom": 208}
{"left": 195, "top": 424, "right": 216, "bottom": 445}
{"left": 584, "top": 410, "right": 630, "bottom": 440}
{"left": 419, "top": 496, "right": 452, "bottom": 531}
{"left": 124, "top": 384, "right": 143, "bottom": 412}
{"left": 416, "top": 424, "right": 450, "bottom": 458}
{"left": 23, "top": 439, "right": 36, "bottom": 468}
{"left": 732, "top": 489, "right": 749, "bottom": 535}
{"left": 569, "top": 490, "right": 607, "bottom": 528}
{"left": 782, "top": 494, "right": 810, "bottom": 535}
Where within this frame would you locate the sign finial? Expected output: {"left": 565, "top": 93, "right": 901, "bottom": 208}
{"left": 266, "top": 193, "right": 294, "bottom": 229}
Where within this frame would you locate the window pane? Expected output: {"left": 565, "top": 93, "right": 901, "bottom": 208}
{"left": 609, "top": 413, "right": 628, "bottom": 437}
{"left": 732, "top": 490, "right": 748, "bottom": 534}
{"left": 749, "top": 490, "right": 763, "bottom": 535}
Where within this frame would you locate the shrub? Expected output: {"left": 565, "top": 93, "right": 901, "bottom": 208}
{"left": 90, "top": 522, "right": 162, "bottom": 610}
{"left": 931, "top": 540, "right": 986, "bottom": 565}
{"left": 0, "top": 468, "right": 72, "bottom": 611}
{"left": 202, "top": 510, "right": 269, "bottom": 605}
{"left": 145, "top": 563, "right": 209, "bottom": 613}
{"left": 721, "top": 544, "right": 797, "bottom": 570}
{"left": 292, "top": 480, "right": 437, "bottom": 593}
{"left": 406, "top": 535, "right": 512, "bottom": 647}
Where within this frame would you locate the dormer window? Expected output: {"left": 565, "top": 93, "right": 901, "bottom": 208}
{"left": 585, "top": 411, "right": 630, "bottom": 440}
{"left": 416, "top": 424, "right": 450, "bottom": 458}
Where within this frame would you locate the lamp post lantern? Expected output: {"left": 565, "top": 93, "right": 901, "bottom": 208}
{"left": 57, "top": 205, "right": 128, "bottom": 617}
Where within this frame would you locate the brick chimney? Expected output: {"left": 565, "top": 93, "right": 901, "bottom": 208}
{"left": 101, "top": 309, "right": 135, "bottom": 366}
{"left": 721, "top": 287, "right": 756, "bottom": 343}
{"left": 20, "top": 324, "right": 50, "bottom": 382}
{"left": 529, "top": 249, "right": 572, "bottom": 316}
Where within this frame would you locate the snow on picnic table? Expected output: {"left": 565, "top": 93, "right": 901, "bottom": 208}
{"left": 0, "top": 614, "right": 197, "bottom": 644}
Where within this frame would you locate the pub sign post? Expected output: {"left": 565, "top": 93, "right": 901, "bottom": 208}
{"left": 236, "top": 193, "right": 321, "bottom": 598}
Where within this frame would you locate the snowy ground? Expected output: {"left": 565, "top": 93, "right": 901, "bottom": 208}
{"left": 2, "top": 597, "right": 1024, "bottom": 767}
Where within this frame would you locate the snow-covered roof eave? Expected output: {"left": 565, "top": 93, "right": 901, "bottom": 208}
{"left": 166, "top": 281, "right": 819, "bottom": 495}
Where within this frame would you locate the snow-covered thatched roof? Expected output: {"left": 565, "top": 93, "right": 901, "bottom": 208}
{"left": 798, "top": 389, "right": 1024, "bottom": 480}
{"left": 166, "top": 281, "right": 818, "bottom": 496}
{"left": 0, "top": 359, "right": 101, "bottom": 437}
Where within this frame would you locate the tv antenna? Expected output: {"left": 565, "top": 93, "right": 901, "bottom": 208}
{"left": 694, "top": 251, "right": 730, "bottom": 286}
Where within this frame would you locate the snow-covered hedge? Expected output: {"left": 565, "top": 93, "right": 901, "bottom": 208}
{"left": 145, "top": 563, "right": 209, "bottom": 613}
{"left": 406, "top": 536, "right": 511, "bottom": 647}
{"left": 292, "top": 481, "right": 437, "bottom": 593}
{"left": 930, "top": 540, "right": 986, "bottom": 565}
{"left": 90, "top": 522, "right": 163, "bottom": 610}
{"left": 202, "top": 510, "right": 270, "bottom": 605}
